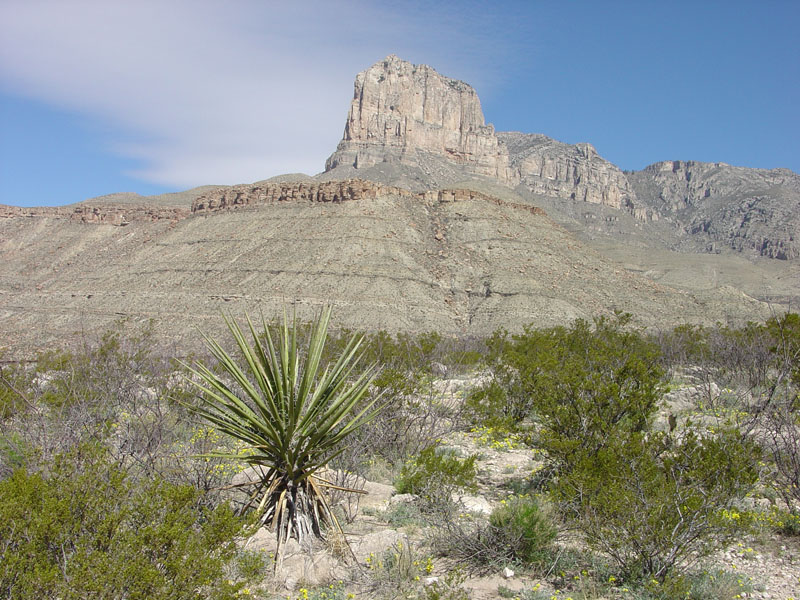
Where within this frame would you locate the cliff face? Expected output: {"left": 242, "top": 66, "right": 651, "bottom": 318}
{"left": 325, "top": 55, "right": 511, "bottom": 181}
{"left": 324, "top": 56, "right": 640, "bottom": 216}
{"left": 629, "top": 161, "right": 800, "bottom": 259}
{"left": 498, "top": 132, "right": 637, "bottom": 213}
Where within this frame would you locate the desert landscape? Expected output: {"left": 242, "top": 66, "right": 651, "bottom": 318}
{"left": 1, "top": 54, "right": 798, "bottom": 600}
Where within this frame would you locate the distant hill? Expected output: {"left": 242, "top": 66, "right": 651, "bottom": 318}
{"left": 0, "top": 56, "right": 796, "bottom": 356}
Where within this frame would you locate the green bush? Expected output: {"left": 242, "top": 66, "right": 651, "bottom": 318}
{"left": 471, "top": 314, "right": 664, "bottom": 443}
{"left": 0, "top": 445, "right": 249, "bottom": 599}
{"left": 0, "top": 357, "right": 31, "bottom": 420}
{"left": 395, "top": 445, "right": 477, "bottom": 497}
{"left": 482, "top": 315, "right": 761, "bottom": 581}
{"left": 488, "top": 495, "right": 557, "bottom": 565}
{"left": 552, "top": 427, "right": 760, "bottom": 580}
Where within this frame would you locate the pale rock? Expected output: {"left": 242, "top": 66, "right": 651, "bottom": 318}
{"left": 628, "top": 160, "right": 800, "bottom": 258}
{"left": 663, "top": 382, "right": 720, "bottom": 410}
{"left": 388, "top": 493, "right": 418, "bottom": 506}
{"left": 454, "top": 494, "right": 492, "bottom": 515}
{"left": 323, "top": 55, "right": 641, "bottom": 217}
{"left": 502, "top": 567, "right": 515, "bottom": 579}
{"left": 243, "top": 528, "right": 345, "bottom": 589}
{"left": 325, "top": 55, "right": 512, "bottom": 181}
{"left": 499, "top": 132, "right": 638, "bottom": 213}
{"left": 359, "top": 480, "right": 396, "bottom": 510}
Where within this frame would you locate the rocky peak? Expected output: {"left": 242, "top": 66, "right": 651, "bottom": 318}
{"left": 325, "top": 55, "right": 512, "bottom": 181}
{"left": 324, "top": 56, "right": 641, "bottom": 217}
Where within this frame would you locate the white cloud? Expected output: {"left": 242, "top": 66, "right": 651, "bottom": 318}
{"left": 0, "top": 0, "right": 514, "bottom": 188}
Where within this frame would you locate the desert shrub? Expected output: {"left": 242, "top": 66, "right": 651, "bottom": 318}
{"left": 0, "top": 444, "right": 248, "bottom": 599}
{"left": 631, "top": 568, "right": 754, "bottom": 600}
{"left": 656, "top": 320, "right": 777, "bottom": 393}
{"left": 470, "top": 314, "right": 664, "bottom": 443}
{"left": 334, "top": 365, "right": 463, "bottom": 478}
{"left": 0, "top": 320, "right": 200, "bottom": 481}
{"left": 425, "top": 495, "right": 559, "bottom": 574}
{"left": 395, "top": 445, "right": 477, "bottom": 498}
{"left": 319, "top": 327, "right": 480, "bottom": 477}
{"left": 285, "top": 581, "right": 352, "bottom": 600}
{"left": 375, "top": 500, "right": 426, "bottom": 527}
{"left": 483, "top": 315, "right": 762, "bottom": 580}
{"left": 488, "top": 495, "right": 557, "bottom": 565}
{"left": 464, "top": 379, "right": 523, "bottom": 431}
{"left": 552, "top": 427, "right": 760, "bottom": 580}
{"left": 417, "top": 567, "right": 470, "bottom": 600}
{"left": 0, "top": 357, "right": 33, "bottom": 420}
{"left": 364, "top": 541, "right": 438, "bottom": 597}
{"left": 524, "top": 316, "right": 665, "bottom": 465}
{"left": 656, "top": 314, "right": 800, "bottom": 514}
{"left": 750, "top": 312, "right": 800, "bottom": 510}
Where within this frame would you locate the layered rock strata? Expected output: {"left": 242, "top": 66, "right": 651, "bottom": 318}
{"left": 498, "top": 132, "right": 638, "bottom": 213}
{"left": 191, "top": 179, "right": 547, "bottom": 217}
{"left": 0, "top": 181, "right": 768, "bottom": 358}
{"left": 325, "top": 55, "right": 512, "bottom": 181}
{"left": 324, "top": 55, "right": 639, "bottom": 216}
{"left": 629, "top": 161, "right": 800, "bottom": 259}
{"left": 192, "top": 180, "right": 410, "bottom": 212}
{"left": 0, "top": 203, "right": 189, "bottom": 225}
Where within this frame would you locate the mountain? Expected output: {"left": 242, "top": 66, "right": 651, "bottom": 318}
{"left": 324, "top": 55, "right": 799, "bottom": 262}
{"left": 629, "top": 161, "right": 800, "bottom": 259}
{"left": 0, "top": 56, "right": 796, "bottom": 357}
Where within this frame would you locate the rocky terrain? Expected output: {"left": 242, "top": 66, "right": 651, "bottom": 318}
{"left": 325, "top": 55, "right": 799, "bottom": 263}
{"left": 629, "top": 160, "right": 800, "bottom": 259}
{"left": 2, "top": 177, "right": 770, "bottom": 356}
{"left": 232, "top": 371, "right": 800, "bottom": 600}
{"left": 325, "top": 55, "right": 513, "bottom": 183}
{"left": 1, "top": 55, "right": 798, "bottom": 357}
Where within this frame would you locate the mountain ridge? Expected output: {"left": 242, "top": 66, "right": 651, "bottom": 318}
{"left": 1, "top": 55, "right": 797, "bottom": 357}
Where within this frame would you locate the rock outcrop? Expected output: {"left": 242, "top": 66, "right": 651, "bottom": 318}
{"left": 498, "top": 132, "right": 637, "bottom": 212}
{"left": 324, "top": 56, "right": 640, "bottom": 216}
{"left": 192, "top": 179, "right": 411, "bottom": 213}
{"left": 0, "top": 203, "right": 189, "bottom": 225}
{"left": 191, "top": 178, "right": 547, "bottom": 217}
{"left": 325, "top": 55, "right": 511, "bottom": 181}
{"left": 628, "top": 161, "right": 800, "bottom": 259}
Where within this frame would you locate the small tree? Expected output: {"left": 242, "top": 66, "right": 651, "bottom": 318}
{"left": 185, "top": 307, "right": 380, "bottom": 562}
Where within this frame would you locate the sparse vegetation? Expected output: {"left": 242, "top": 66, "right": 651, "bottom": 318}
{"left": 0, "top": 311, "right": 798, "bottom": 598}
{"left": 395, "top": 445, "right": 478, "bottom": 499}
{"left": 184, "top": 307, "right": 380, "bottom": 560}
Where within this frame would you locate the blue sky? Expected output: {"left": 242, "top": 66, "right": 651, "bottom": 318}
{"left": 1, "top": 0, "right": 798, "bottom": 207}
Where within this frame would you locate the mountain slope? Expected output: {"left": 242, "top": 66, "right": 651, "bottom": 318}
{"left": 0, "top": 181, "right": 768, "bottom": 356}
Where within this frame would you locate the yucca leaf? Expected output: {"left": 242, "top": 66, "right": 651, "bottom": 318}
{"left": 184, "top": 305, "right": 382, "bottom": 562}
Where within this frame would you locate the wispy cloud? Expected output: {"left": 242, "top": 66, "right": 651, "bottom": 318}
{"left": 0, "top": 0, "right": 513, "bottom": 188}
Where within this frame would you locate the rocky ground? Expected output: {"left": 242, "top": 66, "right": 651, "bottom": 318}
{"left": 226, "top": 373, "right": 800, "bottom": 600}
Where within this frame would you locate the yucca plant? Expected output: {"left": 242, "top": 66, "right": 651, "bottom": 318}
{"left": 184, "top": 307, "right": 380, "bottom": 563}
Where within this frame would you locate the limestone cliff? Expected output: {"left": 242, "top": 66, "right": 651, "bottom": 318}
{"left": 498, "top": 132, "right": 637, "bottom": 213}
{"left": 628, "top": 161, "right": 800, "bottom": 259}
{"left": 325, "top": 55, "right": 511, "bottom": 181}
{"left": 324, "top": 56, "right": 639, "bottom": 217}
